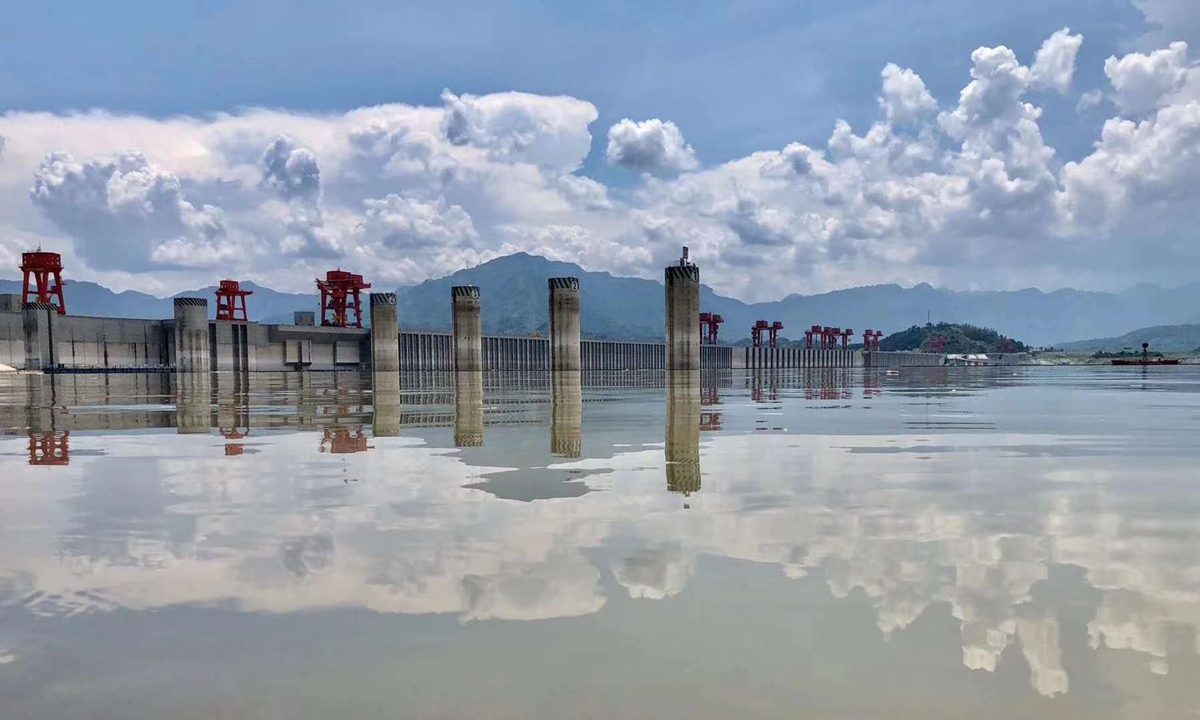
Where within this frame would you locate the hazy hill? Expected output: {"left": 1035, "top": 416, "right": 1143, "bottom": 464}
{"left": 1058, "top": 324, "right": 1200, "bottom": 353}
{"left": 393, "top": 255, "right": 1200, "bottom": 344}
{"left": 4, "top": 253, "right": 1200, "bottom": 345}
{"left": 397, "top": 253, "right": 670, "bottom": 339}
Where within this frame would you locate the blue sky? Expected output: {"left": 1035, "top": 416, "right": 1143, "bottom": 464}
{"left": 1, "top": 0, "right": 1198, "bottom": 298}
{"left": 0, "top": 0, "right": 1142, "bottom": 161}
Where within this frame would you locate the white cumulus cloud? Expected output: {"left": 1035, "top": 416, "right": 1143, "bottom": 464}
{"left": 1104, "top": 42, "right": 1190, "bottom": 114}
{"left": 260, "top": 136, "right": 321, "bottom": 200}
{"left": 1, "top": 28, "right": 1199, "bottom": 299}
{"left": 879, "top": 63, "right": 937, "bottom": 123}
{"left": 606, "top": 118, "right": 699, "bottom": 173}
{"left": 440, "top": 89, "right": 597, "bottom": 172}
{"left": 1031, "top": 27, "right": 1084, "bottom": 93}
{"left": 29, "top": 151, "right": 235, "bottom": 270}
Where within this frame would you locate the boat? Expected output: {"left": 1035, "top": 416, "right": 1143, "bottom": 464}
{"left": 1110, "top": 342, "right": 1180, "bottom": 366}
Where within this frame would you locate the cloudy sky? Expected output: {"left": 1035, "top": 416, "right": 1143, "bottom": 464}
{"left": 0, "top": 0, "right": 1198, "bottom": 300}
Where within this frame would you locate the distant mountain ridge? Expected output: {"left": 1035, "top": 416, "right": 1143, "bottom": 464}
{"left": 1058, "top": 323, "right": 1200, "bottom": 353}
{"left": 0, "top": 279, "right": 316, "bottom": 325}
{"left": 3, "top": 253, "right": 1199, "bottom": 345}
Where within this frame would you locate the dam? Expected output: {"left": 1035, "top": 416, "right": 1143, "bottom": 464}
{"left": 0, "top": 295, "right": 944, "bottom": 372}
{"left": 0, "top": 249, "right": 941, "bottom": 373}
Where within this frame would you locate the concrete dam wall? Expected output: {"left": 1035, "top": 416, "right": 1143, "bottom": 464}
{"left": 0, "top": 301, "right": 739, "bottom": 373}
{"left": 1, "top": 306, "right": 945, "bottom": 373}
{"left": 1, "top": 254, "right": 911, "bottom": 373}
{"left": 863, "top": 351, "right": 946, "bottom": 367}
{"left": 736, "top": 346, "right": 860, "bottom": 369}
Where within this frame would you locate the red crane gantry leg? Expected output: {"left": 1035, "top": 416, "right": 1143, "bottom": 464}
{"left": 20, "top": 251, "right": 67, "bottom": 315}
{"left": 751, "top": 320, "right": 769, "bottom": 348}
{"left": 699, "top": 312, "right": 724, "bottom": 345}
{"left": 768, "top": 321, "right": 784, "bottom": 348}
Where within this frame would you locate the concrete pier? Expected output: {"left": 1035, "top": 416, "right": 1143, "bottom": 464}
{"left": 370, "top": 293, "right": 400, "bottom": 374}
{"left": 665, "top": 253, "right": 700, "bottom": 371}
{"left": 452, "top": 286, "right": 483, "bottom": 372}
{"left": 548, "top": 277, "right": 581, "bottom": 372}
{"left": 454, "top": 370, "right": 485, "bottom": 447}
{"left": 370, "top": 293, "right": 401, "bottom": 434}
{"left": 173, "top": 298, "right": 210, "bottom": 374}
{"left": 665, "top": 370, "right": 701, "bottom": 497}
{"left": 550, "top": 371, "right": 582, "bottom": 457}
{"left": 22, "top": 302, "right": 57, "bottom": 371}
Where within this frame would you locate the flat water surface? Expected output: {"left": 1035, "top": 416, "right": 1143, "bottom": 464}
{"left": 1, "top": 367, "right": 1199, "bottom": 719}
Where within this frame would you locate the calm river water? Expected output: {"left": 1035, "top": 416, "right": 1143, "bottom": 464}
{"left": 1, "top": 367, "right": 1199, "bottom": 719}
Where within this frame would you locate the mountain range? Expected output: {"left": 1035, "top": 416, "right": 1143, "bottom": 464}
{"left": 0, "top": 278, "right": 317, "bottom": 326}
{"left": 3, "top": 252, "right": 1199, "bottom": 346}
{"left": 1058, "top": 324, "right": 1200, "bottom": 353}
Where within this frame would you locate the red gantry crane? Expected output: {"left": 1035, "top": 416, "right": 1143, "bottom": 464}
{"left": 215, "top": 280, "right": 253, "bottom": 322}
{"left": 316, "top": 270, "right": 370, "bottom": 328}
{"left": 20, "top": 251, "right": 67, "bottom": 315}
{"left": 699, "top": 312, "right": 724, "bottom": 345}
{"left": 751, "top": 320, "right": 784, "bottom": 348}
{"left": 750, "top": 320, "right": 768, "bottom": 347}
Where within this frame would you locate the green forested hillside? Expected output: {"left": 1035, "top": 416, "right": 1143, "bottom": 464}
{"left": 880, "top": 323, "right": 1027, "bottom": 353}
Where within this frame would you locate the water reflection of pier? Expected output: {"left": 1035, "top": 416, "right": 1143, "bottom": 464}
{"left": 3, "top": 370, "right": 739, "bottom": 464}
{"left": 550, "top": 372, "right": 582, "bottom": 458}
{"left": 666, "top": 371, "right": 702, "bottom": 499}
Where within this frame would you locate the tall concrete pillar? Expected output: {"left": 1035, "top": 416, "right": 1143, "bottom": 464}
{"left": 454, "top": 370, "right": 484, "bottom": 447}
{"left": 548, "top": 277, "right": 581, "bottom": 372}
{"left": 550, "top": 370, "right": 582, "bottom": 457}
{"left": 22, "top": 302, "right": 56, "bottom": 371}
{"left": 173, "top": 297, "right": 210, "bottom": 374}
{"left": 666, "top": 370, "right": 701, "bottom": 499}
{"left": 665, "top": 251, "right": 700, "bottom": 371}
{"left": 370, "top": 291, "right": 400, "bottom": 374}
